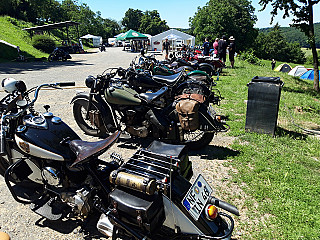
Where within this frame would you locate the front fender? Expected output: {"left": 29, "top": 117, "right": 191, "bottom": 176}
{"left": 71, "top": 92, "right": 117, "bottom": 131}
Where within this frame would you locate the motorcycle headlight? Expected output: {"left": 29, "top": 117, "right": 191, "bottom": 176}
{"left": 2, "top": 78, "right": 26, "bottom": 93}
{"left": 85, "top": 75, "right": 96, "bottom": 88}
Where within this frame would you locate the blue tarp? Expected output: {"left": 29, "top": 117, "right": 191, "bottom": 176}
{"left": 300, "top": 70, "right": 320, "bottom": 80}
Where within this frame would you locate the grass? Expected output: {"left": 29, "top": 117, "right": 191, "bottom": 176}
{"left": 0, "top": 16, "right": 48, "bottom": 61}
{"left": 215, "top": 58, "right": 320, "bottom": 239}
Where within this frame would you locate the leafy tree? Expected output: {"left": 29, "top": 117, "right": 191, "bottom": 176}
{"left": 122, "top": 8, "right": 143, "bottom": 31}
{"left": 189, "top": 0, "right": 258, "bottom": 51}
{"left": 139, "top": 10, "right": 169, "bottom": 35}
{"left": 259, "top": 0, "right": 320, "bottom": 92}
{"left": 255, "top": 24, "right": 306, "bottom": 63}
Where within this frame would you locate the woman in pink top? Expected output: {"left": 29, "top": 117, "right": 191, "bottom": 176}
{"left": 213, "top": 38, "right": 219, "bottom": 57}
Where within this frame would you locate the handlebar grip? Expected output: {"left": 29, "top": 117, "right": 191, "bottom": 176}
{"left": 58, "top": 82, "right": 75, "bottom": 87}
{"left": 209, "top": 196, "right": 240, "bottom": 216}
{"left": 0, "top": 129, "right": 6, "bottom": 155}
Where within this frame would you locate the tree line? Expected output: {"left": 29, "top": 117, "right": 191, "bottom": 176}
{"left": 0, "top": 0, "right": 169, "bottom": 39}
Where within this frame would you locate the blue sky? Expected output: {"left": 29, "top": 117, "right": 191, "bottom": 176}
{"left": 78, "top": 0, "right": 320, "bottom": 29}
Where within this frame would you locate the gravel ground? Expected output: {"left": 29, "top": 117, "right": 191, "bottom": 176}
{"left": 0, "top": 48, "right": 247, "bottom": 239}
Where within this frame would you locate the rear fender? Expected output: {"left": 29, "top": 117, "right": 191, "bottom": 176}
{"left": 71, "top": 92, "right": 117, "bottom": 131}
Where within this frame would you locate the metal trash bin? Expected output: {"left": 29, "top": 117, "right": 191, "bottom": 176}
{"left": 245, "top": 76, "right": 284, "bottom": 136}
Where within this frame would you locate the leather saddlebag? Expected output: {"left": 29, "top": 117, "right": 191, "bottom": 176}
{"left": 109, "top": 188, "right": 165, "bottom": 233}
{"left": 176, "top": 98, "right": 200, "bottom": 131}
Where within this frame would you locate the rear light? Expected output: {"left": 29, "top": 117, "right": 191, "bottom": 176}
{"left": 216, "top": 115, "right": 222, "bottom": 122}
{"left": 205, "top": 204, "right": 218, "bottom": 220}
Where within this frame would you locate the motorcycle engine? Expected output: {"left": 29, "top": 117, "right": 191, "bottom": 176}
{"left": 125, "top": 109, "right": 150, "bottom": 137}
{"left": 41, "top": 166, "right": 93, "bottom": 217}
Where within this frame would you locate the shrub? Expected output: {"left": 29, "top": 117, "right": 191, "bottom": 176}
{"left": 32, "top": 35, "right": 56, "bottom": 53}
{"left": 239, "top": 50, "right": 262, "bottom": 65}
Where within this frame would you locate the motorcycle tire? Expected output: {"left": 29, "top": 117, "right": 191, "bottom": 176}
{"left": 0, "top": 156, "right": 9, "bottom": 177}
{"left": 73, "top": 101, "right": 107, "bottom": 137}
{"left": 182, "top": 131, "right": 214, "bottom": 150}
{"left": 48, "top": 54, "right": 54, "bottom": 62}
{"left": 0, "top": 156, "right": 16, "bottom": 183}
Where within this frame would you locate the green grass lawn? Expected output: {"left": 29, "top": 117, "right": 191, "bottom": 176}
{"left": 0, "top": 16, "right": 48, "bottom": 61}
{"left": 216, "top": 58, "right": 320, "bottom": 239}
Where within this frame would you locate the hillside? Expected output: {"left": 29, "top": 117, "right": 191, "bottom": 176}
{"left": 0, "top": 16, "right": 48, "bottom": 61}
{"left": 259, "top": 22, "right": 320, "bottom": 48}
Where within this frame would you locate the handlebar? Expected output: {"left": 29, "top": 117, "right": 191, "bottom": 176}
{"left": 209, "top": 196, "right": 240, "bottom": 216}
{"left": 57, "top": 82, "right": 75, "bottom": 87}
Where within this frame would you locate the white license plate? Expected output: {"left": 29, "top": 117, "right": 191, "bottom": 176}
{"left": 182, "top": 174, "right": 213, "bottom": 220}
{"left": 207, "top": 104, "right": 216, "bottom": 118}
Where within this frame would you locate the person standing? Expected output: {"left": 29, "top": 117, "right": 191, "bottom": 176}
{"left": 213, "top": 38, "right": 219, "bottom": 57}
{"left": 218, "top": 35, "right": 228, "bottom": 64}
{"left": 228, "top": 36, "right": 236, "bottom": 68}
{"left": 271, "top": 59, "right": 276, "bottom": 70}
{"left": 162, "top": 38, "right": 170, "bottom": 60}
{"left": 203, "top": 38, "right": 210, "bottom": 56}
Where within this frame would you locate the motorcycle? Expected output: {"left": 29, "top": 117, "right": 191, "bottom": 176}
{"left": 71, "top": 70, "right": 229, "bottom": 150}
{"left": 48, "top": 47, "right": 72, "bottom": 62}
{"left": 99, "top": 44, "right": 106, "bottom": 52}
{"left": 0, "top": 78, "right": 239, "bottom": 239}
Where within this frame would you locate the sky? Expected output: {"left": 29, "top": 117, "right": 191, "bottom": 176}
{"left": 77, "top": 0, "right": 320, "bottom": 29}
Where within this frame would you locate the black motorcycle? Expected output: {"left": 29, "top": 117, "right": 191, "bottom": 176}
{"left": 48, "top": 47, "right": 72, "bottom": 62}
{"left": 0, "top": 78, "right": 239, "bottom": 240}
{"left": 72, "top": 70, "right": 229, "bottom": 149}
{"left": 99, "top": 44, "right": 106, "bottom": 52}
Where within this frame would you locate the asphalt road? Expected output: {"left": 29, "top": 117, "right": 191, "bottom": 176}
{"left": 0, "top": 48, "right": 243, "bottom": 240}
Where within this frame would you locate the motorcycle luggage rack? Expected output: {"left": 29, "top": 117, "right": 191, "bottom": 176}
{"left": 119, "top": 148, "right": 181, "bottom": 182}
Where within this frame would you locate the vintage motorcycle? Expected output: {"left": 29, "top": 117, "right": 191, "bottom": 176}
{"left": 72, "top": 70, "right": 228, "bottom": 149}
{"left": 48, "top": 47, "right": 72, "bottom": 62}
{"left": 0, "top": 78, "right": 239, "bottom": 239}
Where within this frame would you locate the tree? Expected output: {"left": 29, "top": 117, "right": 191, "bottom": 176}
{"left": 122, "top": 8, "right": 143, "bottom": 31}
{"left": 259, "top": 0, "right": 320, "bottom": 92}
{"left": 139, "top": 10, "right": 169, "bottom": 35}
{"left": 189, "top": 0, "right": 258, "bottom": 52}
{"left": 255, "top": 24, "right": 306, "bottom": 63}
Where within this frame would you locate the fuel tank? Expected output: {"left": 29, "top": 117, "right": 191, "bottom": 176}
{"left": 129, "top": 72, "right": 163, "bottom": 89}
{"left": 104, "top": 85, "right": 141, "bottom": 105}
{"left": 15, "top": 113, "right": 80, "bottom": 161}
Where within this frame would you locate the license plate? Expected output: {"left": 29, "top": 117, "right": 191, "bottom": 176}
{"left": 207, "top": 104, "right": 216, "bottom": 118}
{"left": 182, "top": 174, "right": 213, "bottom": 220}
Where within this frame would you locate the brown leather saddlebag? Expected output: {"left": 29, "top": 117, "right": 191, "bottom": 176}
{"left": 175, "top": 96, "right": 201, "bottom": 131}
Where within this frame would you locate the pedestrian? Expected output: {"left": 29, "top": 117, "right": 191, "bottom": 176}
{"left": 228, "top": 36, "right": 236, "bottom": 68}
{"left": 271, "top": 59, "right": 276, "bottom": 70}
{"left": 213, "top": 38, "right": 219, "bottom": 57}
{"left": 162, "top": 38, "right": 170, "bottom": 60}
{"left": 203, "top": 38, "right": 210, "bottom": 56}
{"left": 218, "top": 35, "right": 228, "bottom": 64}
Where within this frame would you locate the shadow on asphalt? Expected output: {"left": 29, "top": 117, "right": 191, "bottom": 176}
{"left": 0, "top": 60, "right": 94, "bottom": 74}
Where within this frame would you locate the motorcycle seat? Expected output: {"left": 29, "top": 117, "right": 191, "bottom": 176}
{"left": 152, "top": 72, "right": 183, "bottom": 85}
{"left": 69, "top": 131, "right": 121, "bottom": 168}
{"left": 138, "top": 87, "right": 168, "bottom": 104}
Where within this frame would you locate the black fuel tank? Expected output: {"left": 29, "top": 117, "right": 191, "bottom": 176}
{"left": 15, "top": 115, "right": 80, "bottom": 161}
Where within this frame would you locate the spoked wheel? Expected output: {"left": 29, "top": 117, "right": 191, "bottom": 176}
{"left": 73, "top": 101, "right": 107, "bottom": 137}
{"left": 182, "top": 130, "right": 214, "bottom": 150}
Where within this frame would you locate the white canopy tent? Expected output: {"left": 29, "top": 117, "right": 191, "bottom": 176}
{"left": 80, "top": 34, "right": 102, "bottom": 47}
{"left": 150, "top": 29, "right": 195, "bottom": 51}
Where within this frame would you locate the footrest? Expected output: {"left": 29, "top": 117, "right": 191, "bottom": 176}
{"left": 30, "top": 195, "right": 67, "bottom": 221}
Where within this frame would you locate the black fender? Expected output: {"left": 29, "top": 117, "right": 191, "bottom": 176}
{"left": 71, "top": 92, "right": 118, "bottom": 131}
{"left": 173, "top": 80, "right": 211, "bottom": 97}
{"left": 199, "top": 62, "right": 215, "bottom": 74}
